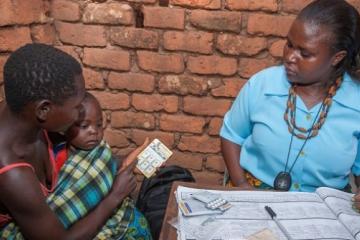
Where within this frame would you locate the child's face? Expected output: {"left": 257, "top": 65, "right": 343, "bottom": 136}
{"left": 66, "top": 98, "right": 103, "bottom": 150}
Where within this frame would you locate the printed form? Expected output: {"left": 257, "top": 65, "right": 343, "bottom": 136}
{"left": 174, "top": 186, "right": 360, "bottom": 240}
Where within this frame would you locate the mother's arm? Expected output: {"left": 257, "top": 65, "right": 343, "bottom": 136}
{"left": 221, "top": 137, "right": 254, "bottom": 190}
{"left": 0, "top": 157, "right": 137, "bottom": 240}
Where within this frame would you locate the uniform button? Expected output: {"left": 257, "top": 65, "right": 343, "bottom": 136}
{"left": 300, "top": 151, "right": 305, "bottom": 157}
{"left": 293, "top": 183, "right": 300, "bottom": 189}
{"left": 306, "top": 114, "right": 312, "bottom": 121}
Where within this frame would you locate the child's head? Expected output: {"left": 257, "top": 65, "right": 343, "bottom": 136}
{"left": 3, "top": 43, "right": 85, "bottom": 132}
{"left": 66, "top": 92, "right": 103, "bottom": 151}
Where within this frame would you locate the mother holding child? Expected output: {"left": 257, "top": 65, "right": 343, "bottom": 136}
{"left": 0, "top": 44, "right": 152, "bottom": 239}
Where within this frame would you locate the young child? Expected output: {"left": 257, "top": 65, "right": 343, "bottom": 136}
{"left": 62, "top": 92, "right": 148, "bottom": 168}
{"left": 52, "top": 92, "right": 152, "bottom": 239}
{"left": 52, "top": 92, "right": 106, "bottom": 172}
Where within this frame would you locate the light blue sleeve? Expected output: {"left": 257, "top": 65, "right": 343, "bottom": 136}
{"left": 352, "top": 138, "right": 360, "bottom": 176}
{"left": 220, "top": 79, "right": 254, "bottom": 146}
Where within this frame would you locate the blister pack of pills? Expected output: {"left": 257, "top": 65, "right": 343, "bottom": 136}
{"left": 191, "top": 191, "right": 232, "bottom": 212}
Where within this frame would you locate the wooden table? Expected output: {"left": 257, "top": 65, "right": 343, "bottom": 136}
{"left": 159, "top": 181, "right": 244, "bottom": 240}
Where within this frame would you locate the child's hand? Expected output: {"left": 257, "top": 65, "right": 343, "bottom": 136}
{"left": 118, "top": 138, "right": 149, "bottom": 172}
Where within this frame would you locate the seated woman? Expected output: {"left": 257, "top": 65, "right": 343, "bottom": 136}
{"left": 221, "top": 0, "right": 360, "bottom": 193}
{"left": 0, "top": 44, "right": 151, "bottom": 239}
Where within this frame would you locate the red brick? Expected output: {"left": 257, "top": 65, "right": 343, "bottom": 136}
{"left": 282, "top": 0, "right": 313, "bottom": 13}
{"left": 83, "top": 48, "right": 130, "bottom": 71}
{"left": 238, "top": 57, "right": 277, "bottom": 78}
{"left": 163, "top": 31, "right": 213, "bottom": 54}
{"left": 137, "top": 51, "right": 184, "bottom": 73}
{"left": 206, "top": 155, "right": 225, "bottom": 172}
{"left": 56, "top": 22, "right": 106, "bottom": 47}
{"left": 83, "top": 3, "right": 133, "bottom": 25}
{"left": 247, "top": 14, "right": 295, "bottom": 37}
{"left": 110, "top": 27, "right": 159, "bottom": 50}
{"left": 158, "top": 75, "right": 208, "bottom": 96}
{"left": 269, "top": 39, "right": 286, "bottom": 58}
{"left": 55, "top": 46, "right": 81, "bottom": 62}
{"left": 208, "top": 117, "right": 223, "bottom": 136}
{"left": 190, "top": 170, "right": 223, "bottom": 185}
{"left": 226, "top": 0, "right": 278, "bottom": 12}
{"left": 104, "top": 129, "right": 130, "bottom": 148}
{"left": 111, "top": 111, "right": 155, "bottom": 130}
{"left": 0, "top": 0, "right": 48, "bottom": 27}
{"left": 0, "top": 27, "right": 31, "bottom": 52}
{"left": 184, "top": 96, "right": 232, "bottom": 116}
{"left": 108, "top": 72, "right": 155, "bottom": 93}
{"left": 170, "top": 0, "right": 221, "bottom": 9}
{"left": 159, "top": 114, "right": 205, "bottom": 133}
{"left": 89, "top": 91, "right": 130, "bottom": 110}
{"left": 211, "top": 78, "right": 246, "bottom": 97}
{"left": 178, "top": 135, "right": 220, "bottom": 153}
{"left": 143, "top": 7, "right": 185, "bottom": 30}
{"left": 131, "top": 129, "right": 175, "bottom": 148}
{"left": 188, "top": 55, "right": 237, "bottom": 76}
{"left": 190, "top": 10, "right": 242, "bottom": 33}
{"left": 132, "top": 94, "right": 178, "bottom": 113}
{"left": 83, "top": 68, "right": 104, "bottom": 90}
{"left": 51, "top": 0, "right": 80, "bottom": 21}
{"left": 0, "top": 55, "right": 9, "bottom": 84}
{"left": 167, "top": 151, "right": 204, "bottom": 170}
{"left": 31, "top": 24, "right": 56, "bottom": 44}
{"left": 217, "top": 34, "right": 267, "bottom": 56}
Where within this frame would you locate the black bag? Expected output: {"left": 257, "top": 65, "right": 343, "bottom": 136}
{"left": 136, "top": 165, "right": 195, "bottom": 240}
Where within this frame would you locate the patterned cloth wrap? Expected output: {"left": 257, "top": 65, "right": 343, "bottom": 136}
{"left": 0, "top": 140, "right": 152, "bottom": 240}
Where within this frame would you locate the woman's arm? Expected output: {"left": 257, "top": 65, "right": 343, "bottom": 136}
{"left": 0, "top": 160, "right": 136, "bottom": 240}
{"left": 221, "top": 137, "right": 254, "bottom": 189}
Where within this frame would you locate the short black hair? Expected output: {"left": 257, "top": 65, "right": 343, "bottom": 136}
{"left": 298, "top": 0, "right": 360, "bottom": 78}
{"left": 4, "top": 43, "right": 82, "bottom": 112}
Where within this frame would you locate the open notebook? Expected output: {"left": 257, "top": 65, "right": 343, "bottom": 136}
{"left": 175, "top": 186, "right": 360, "bottom": 240}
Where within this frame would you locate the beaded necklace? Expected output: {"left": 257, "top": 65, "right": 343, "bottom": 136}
{"left": 273, "top": 76, "right": 343, "bottom": 191}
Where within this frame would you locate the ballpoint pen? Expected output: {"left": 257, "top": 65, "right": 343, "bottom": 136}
{"left": 265, "top": 205, "right": 294, "bottom": 240}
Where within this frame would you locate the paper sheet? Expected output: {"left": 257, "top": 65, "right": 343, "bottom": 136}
{"left": 175, "top": 186, "right": 359, "bottom": 240}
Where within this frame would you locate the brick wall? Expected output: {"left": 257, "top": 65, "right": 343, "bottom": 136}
{"left": 1, "top": 0, "right": 360, "bottom": 186}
